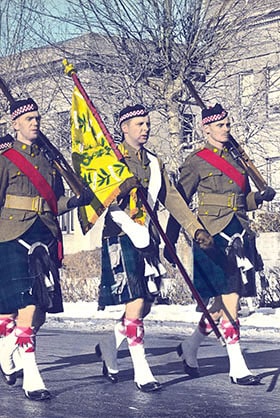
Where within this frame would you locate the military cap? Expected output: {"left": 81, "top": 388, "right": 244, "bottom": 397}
{"left": 10, "top": 98, "right": 38, "bottom": 121}
{"left": 119, "top": 104, "right": 148, "bottom": 126}
{"left": 202, "top": 103, "right": 228, "bottom": 125}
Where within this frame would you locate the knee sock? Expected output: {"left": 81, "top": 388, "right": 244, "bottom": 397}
{"left": 98, "top": 318, "right": 126, "bottom": 373}
{"left": 221, "top": 319, "right": 252, "bottom": 379}
{"left": 0, "top": 316, "right": 17, "bottom": 374}
{"left": 15, "top": 326, "right": 46, "bottom": 392}
{"left": 114, "top": 318, "right": 126, "bottom": 349}
{"left": 181, "top": 315, "right": 212, "bottom": 368}
{"left": 124, "top": 318, "right": 156, "bottom": 385}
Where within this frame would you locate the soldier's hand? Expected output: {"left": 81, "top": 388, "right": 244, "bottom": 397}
{"left": 194, "top": 229, "right": 214, "bottom": 250}
{"left": 255, "top": 186, "right": 276, "bottom": 205}
{"left": 67, "top": 187, "right": 94, "bottom": 208}
{"left": 118, "top": 176, "right": 139, "bottom": 198}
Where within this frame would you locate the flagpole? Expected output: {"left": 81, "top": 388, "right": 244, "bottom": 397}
{"left": 63, "top": 59, "right": 225, "bottom": 345}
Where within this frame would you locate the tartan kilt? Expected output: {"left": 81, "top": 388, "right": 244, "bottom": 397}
{"left": 98, "top": 234, "right": 152, "bottom": 307}
{"left": 0, "top": 219, "right": 63, "bottom": 314}
{"left": 193, "top": 216, "right": 257, "bottom": 299}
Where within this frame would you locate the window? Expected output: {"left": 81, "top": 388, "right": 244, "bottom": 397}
{"left": 58, "top": 189, "right": 75, "bottom": 234}
{"left": 267, "top": 67, "right": 280, "bottom": 117}
{"left": 240, "top": 72, "right": 255, "bottom": 109}
{"left": 181, "top": 113, "right": 194, "bottom": 149}
{"left": 59, "top": 210, "right": 75, "bottom": 234}
{"left": 0, "top": 122, "right": 7, "bottom": 136}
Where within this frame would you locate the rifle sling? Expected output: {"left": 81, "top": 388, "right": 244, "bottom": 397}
{"left": 196, "top": 148, "right": 246, "bottom": 193}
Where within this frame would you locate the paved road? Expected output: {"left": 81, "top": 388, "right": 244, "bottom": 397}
{"left": 1, "top": 321, "right": 279, "bottom": 418}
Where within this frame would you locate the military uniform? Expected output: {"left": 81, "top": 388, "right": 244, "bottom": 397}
{"left": 178, "top": 142, "right": 258, "bottom": 298}
{"left": 0, "top": 135, "right": 70, "bottom": 314}
{"left": 99, "top": 140, "right": 203, "bottom": 307}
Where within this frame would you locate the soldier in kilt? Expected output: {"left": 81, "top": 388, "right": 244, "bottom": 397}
{"left": 95, "top": 104, "right": 213, "bottom": 392}
{"left": 165, "top": 103, "right": 276, "bottom": 386}
{"left": 0, "top": 98, "right": 93, "bottom": 401}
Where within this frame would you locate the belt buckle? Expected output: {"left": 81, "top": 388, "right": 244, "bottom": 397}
{"left": 32, "top": 196, "right": 43, "bottom": 213}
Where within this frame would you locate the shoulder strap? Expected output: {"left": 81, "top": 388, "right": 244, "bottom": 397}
{"left": 3, "top": 148, "right": 58, "bottom": 215}
{"left": 196, "top": 148, "right": 246, "bottom": 192}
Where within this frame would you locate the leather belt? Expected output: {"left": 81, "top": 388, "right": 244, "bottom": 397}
{"left": 198, "top": 192, "right": 245, "bottom": 210}
{"left": 4, "top": 194, "right": 51, "bottom": 213}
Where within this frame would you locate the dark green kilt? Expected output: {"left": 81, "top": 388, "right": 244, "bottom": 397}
{"left": 0, "top": 219, "right": 63, "bottom": 314}
{"left": 194, "top": 217, "right": 257, "bottom": 299}
{"left": 98, "top": 234, "right": 153, "bottom": 307}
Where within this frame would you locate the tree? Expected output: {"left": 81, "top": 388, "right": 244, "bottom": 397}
{"left": 1, "top": 1, "right": 279, "bottom": 176}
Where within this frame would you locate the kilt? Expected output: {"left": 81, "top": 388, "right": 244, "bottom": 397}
{"left": 98, "top": 234, "right": 153, "bottom": 307}
{"left": 0, "top": 219, "right": 63, "bottom": 314}
{"left": 193, "top": 216, "right": 257, "bottom": 299}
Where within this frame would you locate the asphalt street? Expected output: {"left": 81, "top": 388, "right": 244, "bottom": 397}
{"left": 1, "top": 320, "right": 279, "bottom": 418}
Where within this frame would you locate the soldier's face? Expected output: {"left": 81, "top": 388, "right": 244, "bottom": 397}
{"left": 121, "top": 116, "right": 150, "bottom": 150}
{"left": 204, "top": 117, "right": 231, "bottom": 148}
{"left": 13, "top": 111, "right": 41, "bottom": 145}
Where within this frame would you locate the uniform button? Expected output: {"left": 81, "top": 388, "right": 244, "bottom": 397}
{"left": 34, "top": 165, "right": 38, "bottom": 169}
{"left": 21, "top": 144, "right": 27, "bottom": 150}
{"left": 233, "top": 207, "right": 238, "bottom": 211}
{"left": 31, "top": 153, "right": 35, "bottom": 157}
{"left": 213, "top": 148, "right": 218, "bottom": 153}
{"left": 9, "top": 215, "right": 13, "bottom": 220}
{"left": 17, "top": 171, "right": 21, "bottom": 176}
{"left": 228, "top": 179, "right": 233, "bottom": 184}
{"left": 144, "top": 178, "right": 148, "bottom": 182}
{"left": 204, "top": 211, "right": 208, "bottom": 215}
{"left": 208, "top": 172, "right": 213, "bottom": 176}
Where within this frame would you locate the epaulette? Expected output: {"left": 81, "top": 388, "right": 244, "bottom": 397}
{"left": 0, "top": 134, "right": 14, "bottom": 154}
{"left": 188, "top": 144, "right": 205, "bottom": 158}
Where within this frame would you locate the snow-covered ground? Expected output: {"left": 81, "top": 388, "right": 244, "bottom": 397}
{"left": 46, "top": 301, "right": 280, "bottom": 340}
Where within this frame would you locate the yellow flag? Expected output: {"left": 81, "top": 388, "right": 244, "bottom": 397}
{"left": 71, "top": 86, "right": 134, "bottom": 234}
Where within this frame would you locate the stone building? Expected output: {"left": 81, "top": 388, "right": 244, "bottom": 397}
{"left": 0, "top": 4, "right": 279, "bottom": 260}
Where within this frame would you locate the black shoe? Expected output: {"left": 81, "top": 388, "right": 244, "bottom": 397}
{"left": 24, "top": 389, "right": 51, "bottom": 401}
{"left": 0, "top": 365, "right": 17, "bottom": 386}
{"left": 136, "top": 381, "right": 162, "bottom": 393}
{"left": 176, "top": 344, "right": 200, "bottom": 378}
{"left": 16, "top": 369, "right": 24, "bottom": 379}
{"left": 95, "top": 344, "right": 119, "bottom": 383}
{"left": 230, "top": 375, "right": 261, "bottom": 386}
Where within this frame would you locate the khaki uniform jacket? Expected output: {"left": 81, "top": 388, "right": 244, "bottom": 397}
{"left": 178, "top": 143, "right": 258, "bottom": 236}
{"left": 103, "top": 141, "right": 202, "bottom": 239}
{"left": 0, "top": 137, "right": 71, "bottom": 242}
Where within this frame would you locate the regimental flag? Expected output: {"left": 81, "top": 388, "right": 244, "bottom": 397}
{"left": 70, "top": 86, "right": 134, "bottom": 234}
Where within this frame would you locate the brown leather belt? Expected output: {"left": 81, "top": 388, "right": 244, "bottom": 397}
{"left": 4, "top": 194, "right": 51, "bottom": 213}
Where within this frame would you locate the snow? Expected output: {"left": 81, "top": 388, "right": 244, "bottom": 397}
{"left": 46, "top": 301, "right": 280, "bottom": 340}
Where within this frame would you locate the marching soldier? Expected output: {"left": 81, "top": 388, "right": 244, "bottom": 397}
{"left": 95, "top": 104, "right": 213, "bottom": 392}
{"left": 165, "top": 103, "right": 276, "bottom": 385}
{"left": 0, "top": 98, "right": 93, "bottom": 401}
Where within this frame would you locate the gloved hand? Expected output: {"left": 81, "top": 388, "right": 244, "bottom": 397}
{"left": 67, "top": 187, "right": 94, "bottom": 209}
{"left": 118, "top": 176, "right": 139, "bottom": 198}
{"left": 255, "top": 186, "right": 276, "bottom": 205}
{"left": 194, "top": 229, "right": 214, "bottom": 250}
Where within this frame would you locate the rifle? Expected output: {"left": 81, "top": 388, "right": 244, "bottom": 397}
{"left": 185, "top": 79, "right": 268, "bottom": 192}
{"left": 0, "top": 76, "right": 86, "bottom": 197}
{"left": 63, "top": 59, "right": 225, "bottom": 345}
